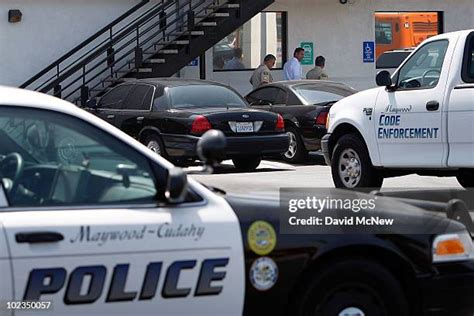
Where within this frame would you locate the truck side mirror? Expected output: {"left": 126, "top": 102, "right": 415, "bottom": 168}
{"left": 376, "top": 71, "right": 393, "bottom": 87}
{"left": 197, "top": 129, "right": 227, "bottom": 167}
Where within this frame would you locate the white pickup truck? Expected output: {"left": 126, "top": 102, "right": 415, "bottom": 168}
{"left": 322, "top": 29, "right": 474, "bottom": 189}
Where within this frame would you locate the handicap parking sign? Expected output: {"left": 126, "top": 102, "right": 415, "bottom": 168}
{"left": 363, "top": 41, "right": 375, "bottom": 63}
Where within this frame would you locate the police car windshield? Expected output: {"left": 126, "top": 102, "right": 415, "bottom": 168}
{"left": 169, "top": 85, "right": 247, "bottom": 109}
{"left": 293, "top": 85, "right": 356, "bottom": 105}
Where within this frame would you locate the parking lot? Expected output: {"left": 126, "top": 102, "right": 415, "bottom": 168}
{"left": 191, "top": 153, "right": 461, "bottom": 196}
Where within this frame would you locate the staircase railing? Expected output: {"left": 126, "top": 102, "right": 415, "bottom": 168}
{"left": 20, "top": 0, "right": 228, "bottom": 105}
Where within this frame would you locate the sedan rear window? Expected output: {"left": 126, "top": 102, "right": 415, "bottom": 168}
{"left": 293, "top": 85, "right": 356, "bottom": 105}
{"left": 169, "top": 85, "right": 247, "bottom": 109}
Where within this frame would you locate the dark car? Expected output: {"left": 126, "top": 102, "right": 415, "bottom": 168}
{"left": 376, "top": 48, "right": 414, "bottom": 74}
{"left": 245, "top": 80, "right": 357, "bottom": 163}
{"left": 86, "top": 78, "right": 289, "bottom": 171}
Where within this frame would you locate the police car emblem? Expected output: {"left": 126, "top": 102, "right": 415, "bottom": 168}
{"left": 249, "top": 257, "right": 278, "bottom": 291}
{"left": 242, "top": 114, "right": 250, "bottom": 118}
{"left": 247, "top": 221, "right": 276, "bottom": 255}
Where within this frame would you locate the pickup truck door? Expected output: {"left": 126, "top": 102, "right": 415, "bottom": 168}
{"left": 0, "top": 105, "right": 244, "bottom": 316}
{"left": 447, "top": 32, "right": 474, "bottom": 167}
{"left": 374, "top": 40, "right": 450, "bottom": 167}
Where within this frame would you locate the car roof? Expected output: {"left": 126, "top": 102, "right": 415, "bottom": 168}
{"left": 264, "top": 80, "right": 358, "bottom": 94}
{"left": 128, "top": 78, "right": 229, "bottom": 88}
{"left": 267, "top": 80, "right": 355, "bottom": 90}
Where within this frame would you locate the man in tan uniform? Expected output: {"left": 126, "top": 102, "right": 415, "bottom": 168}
{"left": 306, "top": 55, "right": 329, "bottom": 80}
{"left": 250, "top": 54, "right": 276, "bottom": 89}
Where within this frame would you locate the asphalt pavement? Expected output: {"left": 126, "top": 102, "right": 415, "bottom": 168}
{"left": 189, "top": 153, "right": 461, "bottom": 197}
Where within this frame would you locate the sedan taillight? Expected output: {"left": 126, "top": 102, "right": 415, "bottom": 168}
{"left": 275, "top": 114, "right": 285, "bottom": 132}
{"left": 315, "top": 112, "right": 329, "bottom": 126}
{"left": 191, "top": 115, "right": 212, "bottom": 134}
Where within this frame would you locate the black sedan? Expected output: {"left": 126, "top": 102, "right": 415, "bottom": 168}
{"left": 85, "top": 78, "right": 289, "bottom": 170}
{"left": 245, "top": 80, "right": 356, "bottom": 163}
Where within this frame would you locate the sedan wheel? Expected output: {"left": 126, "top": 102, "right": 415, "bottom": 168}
{"left": 285, "top": 131, "right": 298, "bottom": 159}
{"left": 282, "top": 126, "right": 307, "bottom": 163}
{"left": 143, "top": 134, "right": 166, "bottom": 158}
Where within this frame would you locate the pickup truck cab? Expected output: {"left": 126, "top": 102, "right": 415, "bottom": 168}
{"left": 322, "top": 29, "right": 474, "bottom": 189}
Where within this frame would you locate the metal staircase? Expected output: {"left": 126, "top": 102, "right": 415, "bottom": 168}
{"left": 20, "top": 0, "right": 274, "bottom": 106}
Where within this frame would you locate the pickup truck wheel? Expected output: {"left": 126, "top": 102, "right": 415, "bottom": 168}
{"left": 457, "top": 169, "right": 474, "bottom": 188}
{"left": 283, "top": 126, "right": 308, "bottom": 163}
{"left": 331, "top": 134, "right": 383, "bottom": 189}
{"left": 143, "top": 134, "right": 167, "bottom": 158}
{"left": 232, "top": 156, "right": 261, "bottom": 171}
{"left": 296, "top": 259, "right": 408, "bottom": 316}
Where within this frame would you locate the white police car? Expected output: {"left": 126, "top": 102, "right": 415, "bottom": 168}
{"left": 0, "top": 86, "right": 245, "bottom": 315}
{"left": 322, "top": 29, "right": 474, "bottom": 189}
{"left": 3, "top": 86, "right": 474, "bottom": 316}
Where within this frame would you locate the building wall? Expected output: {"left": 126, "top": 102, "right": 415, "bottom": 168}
{"left": 2, "top": 0, "right": 474, "bottom": 94}
{"left": 192, "top": 0, "right": 474, "bottom": 95}
{"left": 0, "top": 0, "right": 143, "bottom": 87}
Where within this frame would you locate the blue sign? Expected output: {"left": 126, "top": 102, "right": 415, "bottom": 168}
{"left": 363, "top": 41, "right": 375, "bottom": 63}
{"left": 188, "top": 58, "right": 199, "bottom": 66}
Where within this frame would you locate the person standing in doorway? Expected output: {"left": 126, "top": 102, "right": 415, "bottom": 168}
{"left": 249, "top": 54, "right": 276, "bottom": 89}
{"left": 306, "top": 56, "right": 329, "bottom": 80}
{"left": 283, "top": 48, "right": 304, "bottom": 80}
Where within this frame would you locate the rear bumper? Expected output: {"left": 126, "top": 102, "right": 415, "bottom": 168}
{"left": 419, "top": 261, "right": 474, "bottom": 315}
{"left": 321, "top": 133, "right": 331, "bottom": 165}
{"left": 162, "top": 133, "right": 290, "bottom": 158}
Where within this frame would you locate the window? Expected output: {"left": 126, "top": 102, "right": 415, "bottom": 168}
{"left": 247, "top": 87, "right": 281, "bottom": 105}
{"left": 123, "top": 85, "right": 154, "bottom": 110}
{"left": 375, "top": 22, "right": 393, "bottom": 45}
{"left": 213, "top": 12, "right": 287, "bottom": 71}
{"left": 396, "top": 40, "right": 448, "bottom": 89}
{"left": 0, "top": 107, "right": 159, "bottom": 207}
{"left": 168, "top": 85, "right": 247, "bottom": 109}
{"left": 293, "top": 85, "right": 356, "bottom": 105}
{"left": 462, "top": 32, "right": 474, "bottom": 83}
{"left": 376, "top": 50, "right": 412, "bottom": 69}
{"left": 99, "top": 84, "right": 133, "bottom": 109}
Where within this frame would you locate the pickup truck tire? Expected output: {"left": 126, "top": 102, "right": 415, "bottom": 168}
{"left": 331, "top": 134, "right": 383, "bottom": 189}
{"left": 283, "top": 126, "right": 308, "bottom": 163}
{"left": 295, "top": 258, "right": 408, "bottom": 316}
{"left": 232, "top": 156, "right": 261, "bottom": 171}
{"left": 457, "top": 169, "right": 474, "bottom": 188}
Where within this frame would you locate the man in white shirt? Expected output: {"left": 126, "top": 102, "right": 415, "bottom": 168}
{"left": 283, "top": 47, "right": 305, "bottom": 80}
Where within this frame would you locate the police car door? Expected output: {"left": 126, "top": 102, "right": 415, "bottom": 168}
{"left": 0, "top": 105, "right": 244, "bottom": 316}
{"left": 374, "top": 40, "right": 451, "bottom": 167}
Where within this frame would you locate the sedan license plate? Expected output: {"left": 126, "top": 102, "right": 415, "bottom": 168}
{"left": 235, "top": 122, "right": 254, "bottom": 133}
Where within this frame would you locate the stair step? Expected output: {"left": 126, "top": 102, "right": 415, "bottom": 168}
{"left": 146, "top": 58, "right": 166, "bottom": 64}
{"left": 170, "top": 40, "right": 190, "bottom": 45}
{"left": 199, "top": 21, "right": 218, "bottom": 27}
{"left": 196, "top": 12, "right": 230, "bottom": 18}
{"left": 170, "top": 30, "right": 204, "bottom": 36}
{"left": 137, "top": 68, "right": 153, "bottom": 73}
{"left": 208, "top": 3, "right": 240, "bottom": 9}
{"left": 160, "top": 49, "right": 179, "bottom": 54}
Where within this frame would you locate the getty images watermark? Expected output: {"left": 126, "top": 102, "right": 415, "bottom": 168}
{"left": 279, "top": 188, "right": 457, "bottom": 234}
